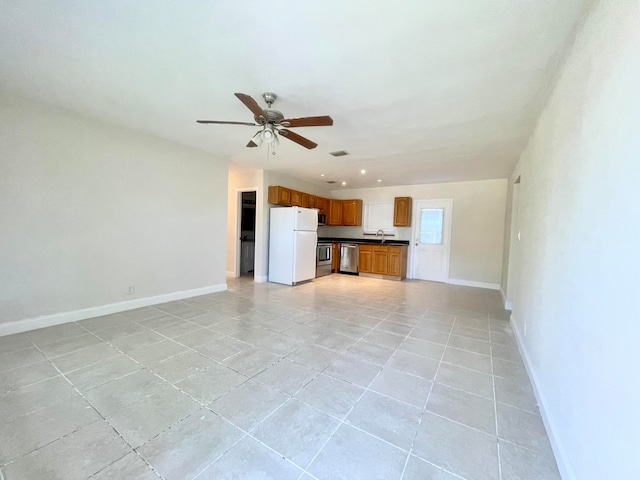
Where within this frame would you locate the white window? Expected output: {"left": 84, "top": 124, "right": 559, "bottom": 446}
{"left": 363, "top": 203, "right": 395, "bottom": 234}
{"left": 419, "top": 208, "right": 444, "bottom": 244}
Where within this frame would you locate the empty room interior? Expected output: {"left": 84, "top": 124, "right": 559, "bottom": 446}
{"left": 1, "top": 1, "right": 638, "bottom": 480}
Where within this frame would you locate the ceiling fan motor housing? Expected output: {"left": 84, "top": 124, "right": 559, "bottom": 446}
{"left": 258, "top": 108, "right": 285, "bottom": 125}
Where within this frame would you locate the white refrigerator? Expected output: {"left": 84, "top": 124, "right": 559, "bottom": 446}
{"left": 268, "top": 207, "right": 318, "bottom": 285}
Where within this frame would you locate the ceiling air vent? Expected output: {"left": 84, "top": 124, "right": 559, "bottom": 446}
{"left": 329, "top": 150, "right": 349, "bottom": 157}
{"left": 326, "top": 181, "right": 337, "bottom": 184}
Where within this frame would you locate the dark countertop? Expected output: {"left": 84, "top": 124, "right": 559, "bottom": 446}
{"left": 318, "top": 237, "right": 410, "bottom": 246}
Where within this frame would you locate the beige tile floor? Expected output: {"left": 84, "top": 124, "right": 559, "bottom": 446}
{"left": 0, "top": 275, "right": 560, "bottom": 480}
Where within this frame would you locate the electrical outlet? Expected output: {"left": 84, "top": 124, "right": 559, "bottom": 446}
{"left": 126, "top": 285, "right": 135, "bottom": 295}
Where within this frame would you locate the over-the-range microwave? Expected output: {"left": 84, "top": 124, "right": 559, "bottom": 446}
{"left": 317, "top": 213, "right": 326, "bottom": 226}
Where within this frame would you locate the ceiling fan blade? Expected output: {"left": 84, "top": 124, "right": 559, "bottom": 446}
{"left": 247, "top": 140, "right": 258, "bottom": 147}
{"left": 197, "top": 120, "right": 257, "bottom": 126}
{"left": 234, "top": 93, "right": 266, "bottom": 119}
{"left": 279, "top": 129, "right": 318, "bottom": 149}
{"left": 281, "top": 116, "right": 334, "bottom": 127}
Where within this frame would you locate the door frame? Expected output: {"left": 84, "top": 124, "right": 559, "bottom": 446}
{"left": 232, "top": 187, "right": 262, "bottom": 279}
{"left": 409, "top": 198, "right": 453, "bottom": 282}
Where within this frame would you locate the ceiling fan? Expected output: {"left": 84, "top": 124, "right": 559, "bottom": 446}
{"left": 197, "top": 92, "right": 333, "bottom": 150}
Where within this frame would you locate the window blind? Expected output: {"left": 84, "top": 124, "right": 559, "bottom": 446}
{"left": 363, "top": 203, "right": 395, "bottom": 234}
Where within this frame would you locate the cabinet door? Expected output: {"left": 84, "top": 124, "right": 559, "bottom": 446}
{"left": 342, "top": 199, "right": 363, "bottom": 226}
{"left": 332, "top": 243, "right": 340, "bottom": 272}
{"left": 372, "top": 246, "right": 388, "bottom": 275}
{"left": 388, "top": 247, "right": 401, "bottom": 277}
{"left": 358, "top": 245, "right": 372, "bottom": 273}
{"left": 268, "top": 186, "right": 291, "bottom": 206}
{"left": 308, "top": 195, "right": 317, "bottom": 209}
{"left": 290, "top": 190, "right": 302, "bottom": 207}
{"left": 393, "top": 197, "right": 412, "bottom": 227}
{"left": 281, "top": 188, "right": 292, "bottom": 206}
{"left": 317, "top": 197, "right": 328, "bottom": 216}
{"left": 328, "top": 199, "right": 343, "bottom": 225}
{"left": 301, "top": 193, "right": 309, "bottom": 208}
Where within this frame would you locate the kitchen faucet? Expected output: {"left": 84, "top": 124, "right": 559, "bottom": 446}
{"left": 376, "top": 229, "right": 386, "bottom": 243}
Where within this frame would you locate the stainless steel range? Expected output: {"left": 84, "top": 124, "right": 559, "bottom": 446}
{"left": 316, "top": 243, "right": 332, "bottom": 277}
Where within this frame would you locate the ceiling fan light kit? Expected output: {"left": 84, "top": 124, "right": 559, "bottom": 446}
{"left": 197, "top": 92, "right": 333, "bottom": 151}
{"left": 261, "top": 125, "right": 276, "bottom": 143}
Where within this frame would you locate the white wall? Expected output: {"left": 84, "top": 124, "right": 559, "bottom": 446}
{"left": 0, "top": 96, "right": 229, "bottom": 331}
{"left": 328, "top": 179, "right": 508, "bottom": 286}
{"left": 506, "top": 1, "right": 640, "bottom": 478}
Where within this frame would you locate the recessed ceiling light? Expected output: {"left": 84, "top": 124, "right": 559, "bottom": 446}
{"left": 320, "top": 174, "right": 325, "bottom": 177}
{"left": 341, "top": 181, "right": 346, "bottom": 186}
{"left": 360, "top": 169, "right": 366, "bottom": 174}
{"left": 377, "top": 179, "right": 382, "bottom": 182}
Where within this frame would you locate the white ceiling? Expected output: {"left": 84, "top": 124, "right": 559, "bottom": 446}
{"left": 0, "top": 1, "right": 589, "bottom": 189}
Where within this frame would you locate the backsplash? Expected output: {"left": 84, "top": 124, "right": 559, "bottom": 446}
{"left": 318, "top": 225, "right": 412, "bottom": 241}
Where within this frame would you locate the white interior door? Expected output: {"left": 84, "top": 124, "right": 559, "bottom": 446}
{"left": 411, "top": 199, "right": 453, "bottom": 282}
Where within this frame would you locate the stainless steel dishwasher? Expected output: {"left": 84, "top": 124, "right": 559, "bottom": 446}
{"left": 339, "top": 243, "right": 359, "bottom": 274}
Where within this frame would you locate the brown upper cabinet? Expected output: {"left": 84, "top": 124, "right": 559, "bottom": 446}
{"left": 267, "top": 186, "right": 361, "bottom": 225}
{"left": 328, "top": 199, "right": 343, "bottom": 226}
{"left": 268, "top": 186, "right": 291, "bottom": 206}
{"left": 317, "top": 197, "right": 329, "bottom": 216}
{"left": 394, "top": 197, "right": 412, "bottom": 227}
{"left": 342, "top": 199, "right": 363, "bottom": 226}
{"left": 290, "top": 190, "right": 302, "bottom": 207}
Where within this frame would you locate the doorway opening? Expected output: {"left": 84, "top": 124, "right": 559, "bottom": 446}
{"left": 504, "top": 175, "right": 521, "bottom": 310}
{"left": 239, "top": 191, "right": 256, "bottom": 277}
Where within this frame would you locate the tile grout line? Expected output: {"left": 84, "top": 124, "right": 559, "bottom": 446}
{"left": 188, "top": 295, "right": 401, "bottom": 478}
{"left": 489, "top": 314, "right": 503, "bottom": 480}
{"left": 5, "top": 280, "right": 520, "bottom": 479}
{"left": 79, "top": 308, "right": 328, "bottom": 480}
{"left": 399, "top": 308, "right": 463, "bottom": 480}
{"left": 70, "top": 321, "right": 294, "bottom": 480}
{"left": 291, "top": 311, "right": 397, "bottom": 479}
{"left": 21, "top": 340, "right": 166, "bottom": 480}
{"left": 71, "top": 320, "right": 315, "bottom": 478}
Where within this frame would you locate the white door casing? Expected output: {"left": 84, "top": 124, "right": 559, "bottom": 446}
{"left": 411, "top": 199, "right": 453, "bottom": 282}
{"left": 234, "top": 187, "right": 261, "bottom": 279}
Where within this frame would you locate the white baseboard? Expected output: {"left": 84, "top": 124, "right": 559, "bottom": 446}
{"left": 510, "top": 315, "right": 575, "bottom": 480}
{"left": 254, "top": 275, "right": 268, "bottom": 283}
{"left": 447, "top": 278, "right": 500, "bottom": 290}
{"left": 500, "top": 287, "right": 513, "bottom": 310}
{"left": 0, "top": 283, "right": 227, "bottom": 337}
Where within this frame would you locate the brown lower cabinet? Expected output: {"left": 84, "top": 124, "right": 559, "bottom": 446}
{"left": 358, "top": 245, "right": 372, "bottom": 273}
{"left": 358, "top": 244, "right": 407, "bottom": 280}
{"left": 372, "top": 246, "right": 388, "bottom": 275}
{"left": 331, "top": 243, "right": 340, "bottom": 273}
